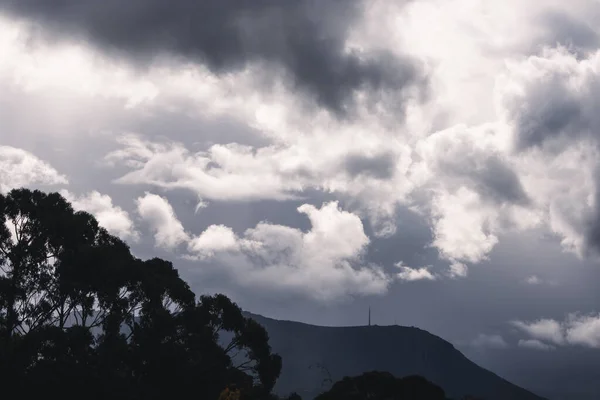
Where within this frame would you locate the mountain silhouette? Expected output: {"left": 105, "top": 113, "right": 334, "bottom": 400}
{"left": 244, "top": 313, "right": 547, "bottom": 400}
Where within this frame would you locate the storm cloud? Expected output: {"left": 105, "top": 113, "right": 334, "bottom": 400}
{"left": 7, "top": 6, "right": 600, "bottom": 395}
{"left": 0, "top": 0, "right": 425, "bottom": 116}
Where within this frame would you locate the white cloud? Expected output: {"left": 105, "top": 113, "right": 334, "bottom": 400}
{"left": 0, "top": 146, "right": 67, "bottom": 192}
{"left": 186, "top": 201, "right": 392, "bottom": 301}
{"left": 60, "top": 190, "right": 139, "bottom": 241}
{"left": 194, "top": 199, "right": 209, "bottom": 213}
{"left": 135, "top": 192, "right": 189, "bottom": 250}
{"left": 429, "top": 187, "right": 499, "bottom": 263}
{"left": 396, "top": 1, "right": 600, "bottom": 265}
{"left": 511, "top": 318, "right": 565, "bottom": 345}
{"left": 512, "top": 314, "right": 600, "bottom": 348}
{"left": 411, "top": 123, "right": 540, "bottom": 265}
{"left": 0, "top": 16, "right": 417, "bottom": 235}
{"left": 106, "top": 131, "right": 415, "bottom": 235}
{"left": 471, "top": 333, "right": 509, "bottom": 349}
{"left": 404, "top": 44, "right": 600, "bottom": 265}
{"left": 109, "top": 137, "right": 301, "bottom": 201}
{"left": 0, "top": 15, "right": 158, "bottom": 108}
{"left": 497, "top": 48, "right": 600, "bottom": 258}
{"left": 448, "top": 262, "right": 468, "bottom": 278}
{"left": 298, "top": 202, "right": 371, "bottom": 262}
{"left": 3, "top": 0, "right": 600, "bottom": 290}
{"left": 188, "top": 224, "right": 241, "bottom": 259}
{"left": 518, "top": 339, "right": 555, "bottom": 351}
{"left": 565, "top": 313, "right": 600, "bottom": 348}
{"left": 208, "top": 202, "right": 391, "bottom": 301}
{"left": 522, "top": 275, "right": 559, "bottom": 286}
{"left": 396, "top": 262, "right": 437, "bottom": 281}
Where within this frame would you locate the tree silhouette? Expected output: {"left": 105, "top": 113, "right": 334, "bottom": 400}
{"left": 0, "top": 188, "right": 281, "bottom": 400}
{"left": 314, "top": 371, "right": 448, "bottom": 400}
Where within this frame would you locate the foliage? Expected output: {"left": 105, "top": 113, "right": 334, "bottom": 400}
{"left": 220, "top": 387, "right": 243, "bottom": 400}
{"left": 314, "top": 371, "right": 448, "bottom": 400}
{"left": 0, "top": 188, "right": 281, "bottom": 400}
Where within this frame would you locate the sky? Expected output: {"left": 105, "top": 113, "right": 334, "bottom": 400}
{"left": 2, "top": 0, "right": 600, "bottom": 364}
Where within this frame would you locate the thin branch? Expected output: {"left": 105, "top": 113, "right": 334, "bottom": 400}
{"left": 224, "top": 337, "right": 240, "bottom": 354}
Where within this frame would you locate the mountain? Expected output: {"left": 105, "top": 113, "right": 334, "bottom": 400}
{"left": 245, "top": 313, "right": 547, "bottom": 400}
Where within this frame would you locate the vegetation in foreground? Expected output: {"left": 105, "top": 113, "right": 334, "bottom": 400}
{"left": 0, "top": 188, "right": 482, "bottom": 400}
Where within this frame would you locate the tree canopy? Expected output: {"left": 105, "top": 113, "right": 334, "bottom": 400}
{"left": 314, "top": 371, "right": 449, "bottom": 400}
{"left": 0, "top": 188, "right": 281, "bottom": 400}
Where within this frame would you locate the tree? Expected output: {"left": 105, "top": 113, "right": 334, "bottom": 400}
{"left": 314, "top": 371, "right": 447, "bottom": 400}
{"left": 220, "top": 387, "right": 242, "bottom": 400}
{"left": 0, "top": 188, "right": 281, "bottom": 400}
{"left": 174, "top": 293, "right": 282, "bottom": 399}
{"left": 0, "top": 188, "right": 122, "bottom": 395}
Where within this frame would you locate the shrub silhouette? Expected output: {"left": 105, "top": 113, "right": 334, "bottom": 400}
{"left": 314, "top": 371, "right": 448, "bottom": 400}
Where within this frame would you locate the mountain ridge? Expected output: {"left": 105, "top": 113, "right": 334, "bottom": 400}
{"left": 244, "top": 312, "right": 548, "bottom": 400}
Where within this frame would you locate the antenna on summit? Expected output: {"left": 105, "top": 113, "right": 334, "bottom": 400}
{"left": 368, "top": 306, "right": 371, "bottom": 327}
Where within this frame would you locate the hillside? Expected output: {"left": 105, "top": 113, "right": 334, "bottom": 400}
{"left": 245, "top": 313, "right": 547, "bottom": 400}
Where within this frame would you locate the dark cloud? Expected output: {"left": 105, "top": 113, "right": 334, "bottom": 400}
{"left": 538, "top": 11, "right": 599, "bottom": 56}
{"left": 510, "top": 79, "right": 583, "bottom": 151}
{"left": 502, "top": 48, "right": 600, "bottom": 256}
{"left": 505, "top": 48, "right": 600, "bottom": 153}
{"left": 439, "top": 152, "right": 530, "bottom": 207}
{"left": 473, "top": 157, "right": 530, "bottom": 206}
{"left": 344, "top": 152, "right": 397, "bottom": 180}
{"left": 0, "top": 0, "right": 425, "bottom": 116}
{"left": 582, "top": 169, "right": 600, "bottom": 257}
